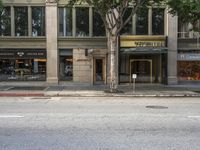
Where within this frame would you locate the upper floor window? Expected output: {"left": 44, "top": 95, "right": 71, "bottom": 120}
{"left": 0, "top": 7, "right": 11, "bottom": 36}
{"left": 152, "top": 8, "right": 164, "bottom": 35}
{"left": 15, "top": 7, "right": 28, "bottom": 36}
{"left": 76, "top": 7, "right": 89, "bottom": 37}
{"left": 93, "top": 11, "right": 105, "bottom": 36}
{"left": 32, "top": 7, "right": 45, "bottom": 36}
{"left": 136, "top": 7, "right": 148, "bottom": 35}
{"left": 121, "top": 8, "right": 132, "bottom": 35}
{"left": 59, "top": 7, "right": 72, "bottom": 36}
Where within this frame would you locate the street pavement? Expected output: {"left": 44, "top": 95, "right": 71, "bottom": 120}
{"left": 0, "top": 97, "right": 200, "bottom": 150}
{"left": 0, "top": 83, "right": 200, "bottom": 97}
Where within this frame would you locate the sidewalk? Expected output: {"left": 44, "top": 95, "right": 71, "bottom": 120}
{"left": 0, "top": 83, "right": 200, "bottom": 97}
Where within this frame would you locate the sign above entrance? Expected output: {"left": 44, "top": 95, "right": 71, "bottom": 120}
{"left": 120, "top": 36, "right": 166, "bottom": 48}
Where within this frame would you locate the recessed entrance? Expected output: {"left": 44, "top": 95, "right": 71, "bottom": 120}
{"left": 130, "top": 59, "right": 152, "bottom": 83}
{"left": 94, "top": 58, "right": 105, "bottom": 84}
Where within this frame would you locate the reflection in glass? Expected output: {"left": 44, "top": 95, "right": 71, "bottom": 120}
{"left": 121, "top": 8, "right": 132, "bottom": 35}
{"left": 0, "top": 59, "right": 46, "bottom": 81}
{"left": 59, "top": 8, "right": 72, "bottom": 36}
{"left": 32, "top": 7, "right": 45, "bottom": 36}
{"left": 178, "top": 61, "right": 200, "bottom": 81}
{"left": 59, "top": 56, "right": 73, "bottom": 81}
{"left": 93, "top": 11, "right": 105, "bottom": 36}
{"left": 136, "top": 7, "right": 148, "bottom": 35}
{"left": 76, "top": 7, "right": 89, "bottom": 37}
{"left": 15, "top": 7, "right": 28, "bottom": 36}
{"left": 0, "top": 7, "right": 11, "bottom": 36}
{"left": 152, "top": 8, "right": 164, "bottom": 35}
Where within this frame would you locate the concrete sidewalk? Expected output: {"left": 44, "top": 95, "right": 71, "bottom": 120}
{"left": 0, "top": 84, "right": 200, "bottom": 97}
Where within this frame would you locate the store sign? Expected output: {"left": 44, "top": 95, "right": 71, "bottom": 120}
{"left": 0, "top": 50, "right": 46, "bottom": 59}
{"left": 135, "top": 41, "right": 165, "bottom": 47}
{"left": 178, "top": 54, "right": 200, "bottom": 61}
{"left": 120, "top": 36, "right": 166, "bottom": 48}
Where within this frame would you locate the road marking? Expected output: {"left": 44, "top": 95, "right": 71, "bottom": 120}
{"left": 188, "top": 116, "right": 200, "bottom": 118}
{"left": 0, "top": 115, "right": 24, "bottom": 118}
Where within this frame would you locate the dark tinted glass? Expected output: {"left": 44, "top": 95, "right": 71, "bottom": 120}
{"left": 76, "top": 7, "right": 89, "bottom": 37}
{"left": 0, "top": 7, "right": 11, "bottom": 36}
{"left": 136, "top": 7, "right": 148, "bottom": 35}
{"left": 32, "top": 7, "right": 45, "bottom": 36}
{"left": 152, "top": 8, "right": 164, "bottom": 35}
{"left": 15, "top": 7, "right": 28, "bottom": 36}
{"left": 93, "top": 11, "right": 105, "bottom": 36}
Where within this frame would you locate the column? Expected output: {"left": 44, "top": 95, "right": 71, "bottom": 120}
{"left": 148, "top": 7, "right": 152, "bottom": 35}
{"left": 89, "top": 7, "right": 93, "bottom": 37}
{"left": 28, "top": 6, "right": 32, "bottom": 37}
{"left": 167, "top": 14, "right": 178, "bottom": 85}
{"left": 46, "top": 0, "right": 58, "bottom": 84}
{"left": 11, "top": 6, "right": 15, "bottom": 37}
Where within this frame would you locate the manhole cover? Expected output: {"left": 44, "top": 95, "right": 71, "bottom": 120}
{"left": 146, "top": 105, "right": 168, "bottom": 109}
{"left": 9, "top": 86, "right": 46, "bottom": 91}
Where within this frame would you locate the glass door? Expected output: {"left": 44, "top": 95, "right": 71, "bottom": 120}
{"left": 130, "top": 59, "right": 152, "bottom": 83}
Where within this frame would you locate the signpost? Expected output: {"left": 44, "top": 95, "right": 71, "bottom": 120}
{"left": 132, "top": 74, "right": 137, "bottom": 93}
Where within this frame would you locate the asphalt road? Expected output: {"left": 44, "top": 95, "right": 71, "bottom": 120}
{"left": 0, "top": 97, "right": 200, "bottom": 150}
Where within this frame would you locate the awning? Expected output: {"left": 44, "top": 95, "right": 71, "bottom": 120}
{"left": 120, "top": 47, "right": 167, "bottom": 54}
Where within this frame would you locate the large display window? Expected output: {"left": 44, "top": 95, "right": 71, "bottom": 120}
{"left": 178, "top": 61, "right": 200, "bottom": 81}
{"left": 0, "top": 49, "right": 46, "bottom": 81}
{"left": 0, "top": 59, "right": 46, "bottom": 81}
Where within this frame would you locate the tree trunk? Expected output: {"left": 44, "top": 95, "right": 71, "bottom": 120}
{"left": 108, "top": 34, "right": 119, "bottom": 92}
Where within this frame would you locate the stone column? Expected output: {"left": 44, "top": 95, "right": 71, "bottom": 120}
{"left": 46, "top": 0, "right": 58, "bottom": 84}
{"left": 167, "top": 14, "right": 178, "bottom": 85}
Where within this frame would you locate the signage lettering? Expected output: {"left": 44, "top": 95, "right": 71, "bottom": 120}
{"left": 178, "top": 54, "right": 200, "bottom": 61}
{"left": 135, "top": 41, "right": 165, "bottom": 47}
{"left": 0, "top": 50, "right": 46, "bottom": 58}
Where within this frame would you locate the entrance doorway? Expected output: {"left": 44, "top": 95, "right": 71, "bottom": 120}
{"left": 94, "top": 58, "right": 105, "bottom": 84}
{"left": 130, "top": 59, "right": 152, "bottom": 83}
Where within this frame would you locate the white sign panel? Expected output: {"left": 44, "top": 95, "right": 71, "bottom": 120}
{"left": 132, "top": 74, "right": 137, "bottom": 79}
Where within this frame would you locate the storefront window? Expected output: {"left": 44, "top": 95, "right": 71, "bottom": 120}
{"left": 178, "top": 61, "right": 200, "bottom": 81}
{"left": 15, "top": 7, "right": 28, "bottom": 36}
{"left": 59, "top": 49, "right": 73, "bottom": 81}
{"left": 76, "top": 7, "right": 89, "bottom": 37}
{"left": 59, "top": 8, "right": 72, "bottom": 36}
{"left": 152, "top": 8, "right": 164, "bottom": 35}
{"left": 32, "top": 7, "right": 45, "bottom": 36}
{"left": 121, "top": 8, "right": 132, "bottom": 35}
{"left": 136, "top": 7, "right": 148, "bottom": 35}
{"left": 0, "top": 7, "right": 11, "bottom": 36}
{"left": 0, "top": 49, "right": 46, "bottom": 81}
{"left": 93, "top": 11, "right": 105, "bottom": 36}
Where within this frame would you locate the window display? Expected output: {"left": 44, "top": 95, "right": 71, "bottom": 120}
{"left": 178, "top": 61, "right": 200, "bottom": 80}
{"left": 0, "top": 59, "right": 46, "bottom": 81}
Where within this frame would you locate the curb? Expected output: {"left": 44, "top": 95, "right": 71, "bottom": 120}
{"left": 0, "top": 91, "right": 200, "bottom": 97}
{"left": 0, "top": 92, "right": 44, "bottom": 97}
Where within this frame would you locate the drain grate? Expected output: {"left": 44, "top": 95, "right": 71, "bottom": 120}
{"left": 8, "top": 86, "right": 47, "bottom": 91}
{"left": 146, "top": 105, "right": 168, "bottom": 109}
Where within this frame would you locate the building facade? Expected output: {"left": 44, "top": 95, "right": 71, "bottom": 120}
{"left": 0, "top": 0, "right": 198, "bottom": 85}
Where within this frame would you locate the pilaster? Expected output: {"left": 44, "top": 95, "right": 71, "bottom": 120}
{"left": 46, "top": 0, "right": 58, "bottom": 84}
{"left": 167, "top": 14, "right": 178, "bottom": 85}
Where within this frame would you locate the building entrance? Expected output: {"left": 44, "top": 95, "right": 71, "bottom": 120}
{"left": 94, "top": 58, "right": 105, "bottom": 84}
{"left": 130, "top": 59, "right": 152, "bottom": 83}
